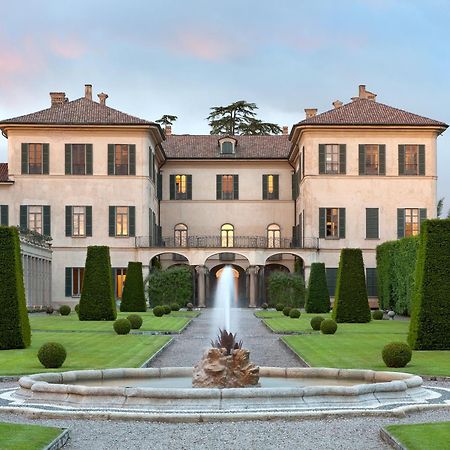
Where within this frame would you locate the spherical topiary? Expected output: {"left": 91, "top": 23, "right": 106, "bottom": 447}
{"left": 310, "top": 316, "right": 325, "bottom": 331}
{"left": 282, "top": 306, "right": 292, "bottom": 317}
{"left": 113, "top": 318, "right": 131, "bottom": 335}
{"left": 153, "top": 306, "right": 165, "bottom": 317}
{"left": 289, "top": 308, "right": 301, "bottom": 319}
{"left": 59, "top": 305, "right": 71, "bottom": 316}
{"left": 372, "top": 310, "right": 384, "bottom": 320}
{"left": 261, "top": 303, "right": 269, "bottom": 310}
{"left": 163, "top": 305, "right": 172, "bottom": 315}
{"left": 171, "top": 303, "right": 180, "bottom": 311}
{"left": 320, "top": 319, "right": 338, "bottom": 335}
{"left": 275, "top": 303, "right": 284, "bottom": 312}
{"left": 126, "top": 314, "right": 143, "bottom": 329}
{"left": 37, "top": 342, "right": 67, "bottom": 368}
{"left": 186, "top": 303, "right": 193, "bottom": 311}
{"left": 45, "top": 306, "right": 54, "bottom": 315}
{"left": 74, "top": 304, "right": 80, "bottom": 314}
{"left": 382, "top": 342, "right": 412, "bottom": 368}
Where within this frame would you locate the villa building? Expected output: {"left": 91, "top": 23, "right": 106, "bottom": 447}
{"left": 0, "top": 84, "right": 446, "bottom": 308}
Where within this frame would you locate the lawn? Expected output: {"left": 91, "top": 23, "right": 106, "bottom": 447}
{"left": 263, "top": 312, "right": 333, "bottom": 333}
{"left": 0, "top": 332, "right": 170, "bottom": 375}
{"left": 385, "top": 422, "right": 450, "bottom": 450}
{"left": 0, "top": 422, "right": 64, "bottom": 450}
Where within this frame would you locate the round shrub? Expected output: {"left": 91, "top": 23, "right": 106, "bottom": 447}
{"left": 113, "top": 318, "right": 131, "bottom": 335}
{"left": 163, "top": 305, "right": 172, "bottom": 315}
{"left": 282, "top": 306, "right": 292, "bottom": 317}
{"left": 382, "top": 342, "right": 412, "bottom": 368}
{"left": 261, "top": 303, "right": 268, "bottom": 310}
{"left": 153, "top": 306, "right": 165, "bottom": 317}
{"left": 45, "top": 306, "right": 54, "bottom": 315}
{"left": 126, "top": 314, "right": 143, "bottom": 330}
{"left": 59, "top": 305, "right": 71, "bottom": 316}
{"left": 372, "top": 310, "right": 384, "bottom": 320}
{"left": 320, "top": 319, "right": 338, "bottom": 335}
{"left": 37, "top": 342, "right": 67, "bottom": 368}
{"left": 310, "top": 316, "right": 325, "bottom": 331}
{"left": 186, "top": 302, "right": 193, "bottom": 311}
{"left": 275, "top": 303, "right": 284, "bottom": 312}
{"left": 289, "top": 308, "right": 301, "bottom": 319}
{"left": 74, "top": 304, "right": 80, "bottom": 314}
{"left": 171, "top": 303, "right": 180, "bottom": 311}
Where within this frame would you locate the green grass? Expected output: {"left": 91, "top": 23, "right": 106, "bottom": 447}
{"left": 254, "top": 310, "right": 285, "bottom": 318}
{"left": 263, "top": 312, "right": 332, "bottom": 333}
{"left": 0, "top": 332, "right": 170, "bottom": 375}
{"left": 385, "top": 422, "right": 450, "bottom": 450}
{"left": 0, "top": 422, "right": 64, "bottom": 450}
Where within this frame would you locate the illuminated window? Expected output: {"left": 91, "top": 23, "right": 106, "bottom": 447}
{"left": 114, "top": 268, "right": 127, "bottom": 299}
{"left": 405, "top": 208, "right": 420, "bottom": 237}
{"left": 221, "top": 223, "right": 234, "bottom": 247}
{"left": 116, "top": 207, "right": 129, "bottom": 236}
{"left": 404, "top": 145, "right": 418, "bottom": 175}
{"left": 114, "top": 144, "right": 129, "bottom": 175}
{"left": 267, "top": 224, "right": 281, "bottom": 248}
{"left": 28, "top": 144, "right": 43, "bottom": 174}
{"left": 174, "top": 223, "right": 188, "bottom": 247}
{"left": 263, "top": 174, "right": 279, "bottom": 200}
{"left": 72, "top": 206, "right": 86, "bottom": 237}
{"left": 72, "top": 267, "right": 85, "bottom": 297}
{"left": 326, "top": 208, "right": 339, "bottom": 238}
{"left": 170, "top": 174, "right": 191, "bottom": 200}
{"left": 176, "top": 175, "right": 187, "bottom": 193}
{"left": 365, "top": 145, "right": 379, "bottom": 175}
{"left": 217, "top": 174, "right": 238, "bottom": 200}
{"left": 28, "top": 206, "right": 43, "bottom": 234}
{"left": 325, "top": 144, "right": 340, "bottom": 174}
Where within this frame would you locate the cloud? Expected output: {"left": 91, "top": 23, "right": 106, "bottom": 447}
{"left": 49, "top": 36, "right": 86, "bottom": 59}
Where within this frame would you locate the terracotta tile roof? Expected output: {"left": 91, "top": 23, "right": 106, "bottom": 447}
{"left": 294, "top": 99, "right": 448, "bottom": 128}
{"left": 0, "top": 163, "right": 9, "bottom": 182}
{"left": 163, "top": 134, "right": 290, "bottom": 159}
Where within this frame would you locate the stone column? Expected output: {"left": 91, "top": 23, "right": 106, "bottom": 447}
{"left": 258, "top": 266, "right": 266, "bottom": 306}
{"left": 248, "top": 265, "right": 260, "bottom": 308}
{"left": 195, "top": 265, "right": 207, "bottom": 308}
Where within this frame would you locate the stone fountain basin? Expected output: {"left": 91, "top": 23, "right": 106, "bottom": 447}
{"left": 16, "top": 367, "right": 430, "bottom": 411}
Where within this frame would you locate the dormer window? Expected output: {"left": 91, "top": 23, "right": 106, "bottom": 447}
{"left": 221, "top": 142, "right": 234, "bottom": 154}
{"left": 218, "top": 136, "right": 237, "bottom": 155}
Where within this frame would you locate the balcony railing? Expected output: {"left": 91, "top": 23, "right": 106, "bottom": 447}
{"left": 135, "top": 235, "right": 319, "bottom": 250}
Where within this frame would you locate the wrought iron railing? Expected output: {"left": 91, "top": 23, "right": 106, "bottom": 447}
{"left": 135, "top": 235, "right": 319, "bottom": 249}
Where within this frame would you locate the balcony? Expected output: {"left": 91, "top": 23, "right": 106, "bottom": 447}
{"left": 135, "top": 235, "right": 319, "bottom": 250}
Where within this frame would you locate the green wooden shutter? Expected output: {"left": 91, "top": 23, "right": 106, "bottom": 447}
{"left": 109, "top": 206, "right": 116, "bottom": 236}
{"left": 129, "top": 206, "right": 135, "bottom": 237}
{"left": 157, "top": 173, "right": 162, "bottom": 200}
{"left": 419, "top": 208, "right": 427, "bottom": 228}
{"left": 319, "top": 144, "right": 325, "bottom": 174}
{"left": 298, "top": 212, "right": 303, "bottom": 247}
{"left": 129, "top": 144, "right": 136, "bottom": 175}
{"left": 302, "top": 150, "right": 305, "bottom": 178}
{"left": 108, "top": 144, "right": 114, "bottom": 175}
{"left": 339, "top": 144, "right": 346, "bottom": 174}
{"left": 65, "top": 268, "right": 72, "bottom": 297}
{"left": 149, "top": 209, "right": 154, "bottom": 245}
{"left": 379, "top": 145, "right": 386, "bottom": 175}
{"left": 43, "top": 205, "right": 51, "bottom": 236}
{"left": 398, "top": 145, "right": 405, "bottom": 175}
{"left": 292, "top": 226, "right": 297, "bottom": 246}
{"left": 0, "top": 205, "right": 8, "bottom": 226}
{"left": 339, "top": 208, "right": 346, "bottom": 239}
{"left": 397, "top": 208, "right": 405, "bottom": 238}
{"left": 326, "top": 268, "right": 338, "bottom": 297}
{"left": 366, "top": 208, "right": 379, "bottom": 239}
{"left": 216, "top": 175, "right": 222, "bottom": 200}
{"left": 65, "top": 144, "right": 72, "bottom": 174}
{"left": 358, "top": 144, "right": 365, "bottom": 175}
{"left": 366, "top": 268, "right": 378, "bottom": 297}
{"left": 43, "top": 143, "right": 49, "bottom": 174}
{"left": 86, "top": 144, "right": 93, "bottom": 175}
{"left": 274, "top": 175, "right": 279, "bottom": 199}
{"left": 187, "top": 174, "right": 192, "bottom": 200}
{"left": 233, "top": 175, "right": 239, "bottom": 200}
{"left": 153, "top": 212, "right": 157, "bottom": 244}
{"left": 319, "top": 208, "right": 325, "bottom": 238}
{"left": 418, "top": 145, "right": 425, "bottom": 176}
{"left": 21, "top": 143, "right": 29, "bottom": 174}
{"left": 262, "top": 175, "right": 268, "bottom": 199}
{"left": 86, "top": 206, "right": 92, "bottom": 237}
{"left": 20, "top": 205, "right": 27, "bottom": 229}
{"left": 65, "top": 206, "right": 72, "bottom": 237}
{"left": 170, "top": 174, "right": 175, "bottom": 200}
{"left": 149, "top": 149, "right": 153, "bottom": 180}
{"left": 291, "top": 173, "right": 296, "bottom": 199}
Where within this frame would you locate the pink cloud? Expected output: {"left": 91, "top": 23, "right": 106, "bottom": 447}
{"left": 49, "top": 36, "right": 86, "bottom": 59}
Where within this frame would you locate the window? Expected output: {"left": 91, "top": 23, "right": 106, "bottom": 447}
{"left": 116, "top": 207, "right": 129, "bottom": 236}
{"left": 0, "top": 205, "right": 8, "bottom": 226}
{"left": 72, "top": 207, "right": 86, "bottom": 237}
{"left": 267, "top": 224, "right": 281, "bottom": 248}
{"left": 176, "top": 175, "right": 187, "bottom": 194}
{"left": 115, "top": 144, "right": 129, "bottom": 175}
{"left": 21, "top": 143, "right": 49, "bottom": 174}
{"left": 365, "top": 145, "right": 378, "bottom": 175}
{"left": 20, "top": 205, "right": 51, "bottom": 236}
{"left": 326, "top": 208, "right": 339, "bottom": 238}
{"left": 221, "top": 142, "right": 234, "bottom": 154}
{"left": 319, "top": 208, "right": 345, "bottom": 239}
{"left": 170, "top": 174, "right": 192, "bottom": 200}
{"left": 109, "top": 206, "right": 135, "bottom": 237}
{"left": 399, "top": 145, "right": 425, "bottom": 176}
{"left": 113, "top": 268, "right": 127, "bottom": 299}
{"left": 366, "top": 208, "right": 379, "bottom": 239}
{"left": 326, "top": 268, "right": 338, "bottom": 297}
{"left": 65, "top": 144, "right": 93, "bottom": 175}
{"left": 325, "top": 144, "right": 339, "bottom": 174}
{"left": 174, "top": 223, "right": 188, "bottom": 247}
{"left": 108, "top": 144, "right": 136, "bottom": 175}
{"left": 397, "top": 208, "right": 426, "bottom": 238}
{"left": 28, "top": 206, "right": 43, "bottom": 234}
{"left": 221, "top": 223, "right": 234, "bottom": 247}
{"left": 404, "top": 145, "right": 418, "bottom": 175}
{"left": 366, "top": 268, "right": 378, "bottom": 297}
{"left": 72, "top": 268, "right": 85, "bottom": 297}
{"left": 263, "top": 175, "right": 279, "bottom": 200}
{"left": 359, "top": 144, "right": 385, "bottom": 175}
{"left": 217, "top": 174, "right": 238, "bottom": 200}
{"left": 319, "top": 144, "right": 346, "bottom": 174}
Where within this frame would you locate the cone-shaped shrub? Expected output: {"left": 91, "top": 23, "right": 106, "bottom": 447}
{"left": 120, "top": 262, "right": 146, "bottom": 312}
{"left": 332, "top": 248, "right": 371, "bottom": 323}
{"left": 305, "top": 263, "right": 330, "bottom": 313}
{"left": 408, "top": 220, "right": 450, "bottom": 350}
{"left": 0, "top": 226, "right": 31, "bottom": 349}
{"left": 79, "top": 246, "right": 116, "bottom": 321}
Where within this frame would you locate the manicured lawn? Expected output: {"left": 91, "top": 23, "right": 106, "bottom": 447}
{"left": 254, "top": 310, "right": 285, "bottom": 318}
{"left": 263, "top": 312, "right": 332, "bottom": 333}
{"left": 0, "top": 422, "right": 64, "bottom": 450}
{"left": 0, "top": 332, "right": 170, "bottom": 375}
{"left": 385, "top": 422, "right": 450, "bottom": 450}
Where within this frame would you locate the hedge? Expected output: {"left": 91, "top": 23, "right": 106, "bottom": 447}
{"left": 78, "top": 246, "right": 117, "bottom": 321}
{"left": 305, "top": 262, "right": 330, "bottom": 313}
{"left": 0, "top": 226, "right": 31, "bottom": 349}
{"left": 332, "top": 248, "right": 371, "bottom": 323}
{"left": 408, "top": 220, "right": 450, "bottom": 350}
{"left": 148, "top": 266, "right": 193, "bottom": 307}
{"left": 267, "top": 272, "right": 305, "bottom": 308}
{"left": 120, "top": 262, "right": 146, "bottom": 312}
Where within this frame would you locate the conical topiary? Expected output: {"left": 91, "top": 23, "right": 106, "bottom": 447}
{"left": 79, "top": 246, "right": 117, "bottom": 321}
{"left": 0, "top": 226, "right": 31, "bottom": 349}
{"left": 120, "top": 262, "right": 146, "bottom": 312}
{"left": 305, "top": 262, "right": 330, "bottom": 313}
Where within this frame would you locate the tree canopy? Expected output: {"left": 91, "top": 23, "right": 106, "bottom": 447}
{"left": 156, "top": 115, "right": 178, "bottom": 126}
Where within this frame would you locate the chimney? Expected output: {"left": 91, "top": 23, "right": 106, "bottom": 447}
{"left": 97, "top": 92, "right": 108, "bottom": 105}
{"left": 84, "top": 84, "right": 92, "bottom": 100}
{"left": 352, "top": 84, "right": 377, "bottom": 101}
{"left": 282, "top": 125, "right": 289, "bottom": 135}
{"left": 305, "top": 108, "right": 317, "bottom": 118}
{"left": 49, "top": 92, "right": 66, "bottom": 107}
{"left": 332, "top": 100, "right": 343, "bottom": 109}
{"left": 165, "top": 125, "right": 172, "bottom": 136}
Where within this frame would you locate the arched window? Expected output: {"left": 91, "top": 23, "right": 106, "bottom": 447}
{"left": 267, "top": 223, "right": 281, "bottom": 248}
{"left": 174, "top": 223, "right": 188, "bottom": 247}
{"left": 221, "top": 223, "right": 234, "bottom": 247}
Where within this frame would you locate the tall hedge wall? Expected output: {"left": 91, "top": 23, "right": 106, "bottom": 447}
{"left": 305, "top": 263, "right": 330, "bottom": 313}
{"left": 0, "top": 226, "right": 31, "bottom": 349}
{"left": 148, "top": 266, "right": 193, "bottom": 307}
{"left": 332, "top": 248, "right": 371, "bottom": 323}
{"left": 79, "top": 246, "right": 117, "bottom": 321}
{"left": 120, "top": 261, "right": 146, "bottom": 312}
{"left": 408, "top": 220, "right": 450, "bottom": 350}
{"left": 267, "top": 272, "right": 305, "bottom": 308}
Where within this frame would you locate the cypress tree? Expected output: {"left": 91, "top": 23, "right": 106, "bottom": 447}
{"left": 305, "top": 262, "right": 330, "bottom": 313}
{"left": 79, "top": 246, "right": 117, "bottom": 321}
{"left": 332, "top": 248, "right": 371, "bottom": 323}
{"left": 120, "top": 261, "right": 146, "bottom": 312}
{"left": 0, "top": 226, "right": 31, "bottom": 349}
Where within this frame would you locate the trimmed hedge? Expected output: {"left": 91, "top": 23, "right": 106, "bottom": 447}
{"left": 289, "top": 308, "right": 301, "bottom": 319}
{"left": 310, "top": 316, "right": 325, "bottom": 331}
{"left": 372, "top": 310, "right": 384, "bottom": 320}
{"left": 120, "top": 262, "right": 146, "bottom": 312}
{"left": 127, "top": 314, "right": 143, "bottom": 329}
{"left": 305, "top": 262, "right": 330, "bottom": 313}
{"left": 382, "top": 342, "right": 412, "bottom": 368}
{"left": 408, "top": 220, "right": 450, "bottom": 350}
{"left": 282, "top": 306, "right": 292, "bottom": 317}
{"left": 59, "top": 305, "right": 71, "bottom": 316}
{"left": 148, "top": 266, "right": 193, "bottom": 307}
{"left": 153, "top": 306, "right": 165, "bottom": 317}
{"left": 78, "top": 246, "right": 117, "bottom": 321}
{"left": 332, "top": 248, "right": 371, "bottom": 323}
{"left": 267, "top": 272, "right": 305, "bottom": 308}
{"left": 0, "top": 226, "right": 31, "bottom": 349}
{"left": 113, "top": 318, "right": 131, "bottom": 335}
{"left": 320, "top": 319, "right": 337, "bottom": 334}
{"left": 37, "top": 342, "right": 67, "bottom": 368}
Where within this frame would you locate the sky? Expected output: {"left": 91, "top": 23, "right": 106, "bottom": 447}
{"left": 1, "top": 0, "right": 450, "bottom": 211}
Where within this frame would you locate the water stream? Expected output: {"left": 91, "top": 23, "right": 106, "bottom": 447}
{"left": 210, "top": 265, "right": 234, "bottom": 338}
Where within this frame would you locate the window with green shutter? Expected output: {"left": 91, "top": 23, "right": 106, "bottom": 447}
{"left": 110, "top": 206, "right": 134, "bottom": 237}
{"left": 366, "top": 208, "right": 379, "bottom": 239}
{"left": 326, "top": 268, "right": 338, "bottom": 297}
{"left": 43, "top": 206, "right": 51, "bottom": 236}
{"left": 65, "top": 206, "right": 72, "bottom": 237}
{"left": 21, "top": 143, "right": 49, "bottom": 174}
{"left": 217, "top": 174, "right": 238, "bottom": 200}
{"left": 129, "top": 206, "right": 136, "bottom": 237}
{"left": 108, "top": 144, "right": 135, "bottom": 175}
{"left": 263, "top": 174, "right": 279, "bottom": 200}
{"left": 291, "top": 172, "right": 299, "bottom": 199}
{"left": 157, "top": 173, "right": 163, "bottom": 200}
{"left": 170, "top": 174, "right": 192, "bottom": 200}
{"left": 320, "top": 144, "right": 346, "bottom": 174}
{"left": 67, "top": 206, "right": 90, "bottom": 237}
{"left": 0, "top": 205, "right": 8, "bottom": 226}
{"left": 319, "top": 208, "right": 345, "bottom": 239}
{"left": 359, "top": 144, "right": 385, "bottom": 175}
{"left": 399, "top": 144, "right": 424, "bottom": 176}
{"left": 398, "top": 208, "right": 427, "bottom": 238}
{"left": 65, "top": 144, "right": 93, "bottom": 175}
